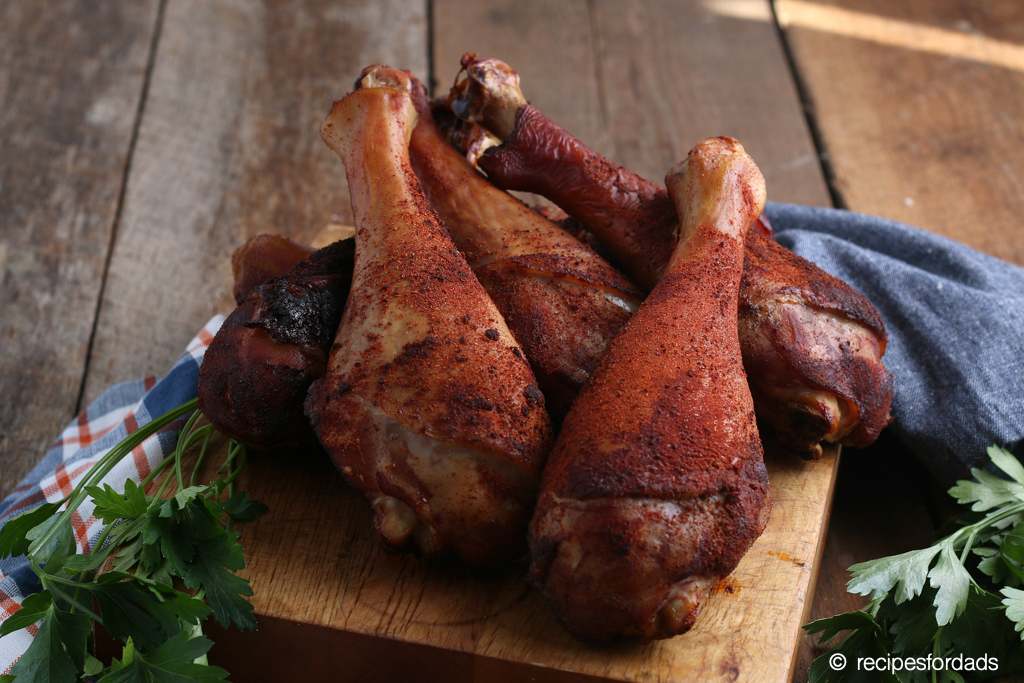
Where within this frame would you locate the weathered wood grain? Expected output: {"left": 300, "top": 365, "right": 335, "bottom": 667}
{"left": 81, "top": 0, "right": 429, "bottom": 403}
{"left": 0, "top": 0, "right": 160, "bottom": 499}
{"left": 161, "top": 436, "right": 839, "bottom": 682}
{"left": 777, "top": 2, "right": 1024, "bottom": 676}
{"left": 777, "top": 0, "right": 1024, "bottom": 265}
{"left": 433, "top": 0, "right": 831, "bottom": 205}
{"left": 589, "top": 0, "right": 830, "bottom": 206}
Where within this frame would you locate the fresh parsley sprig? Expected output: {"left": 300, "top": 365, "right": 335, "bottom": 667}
{"left": 0, "top": 398, "right": 266, "bottom": 682}
{"left": 805, "top": 446, "right": 1024, "bottom": 682}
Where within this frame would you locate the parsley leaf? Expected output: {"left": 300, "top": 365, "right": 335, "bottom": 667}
{"left": 807, "top": 617, "right": 897, "bottom": 683}
{"left": 96, "top": 633, "right": 228, "bottom": 683}
{"left": 87, "top": 480, "right": 151, "bottom": 524}
{"left": 8, "top": 602, "right": 89, "bottom": 683}
{"left": 0, "top": 504, "right": 61, "bottom": 560}
{"left": 847, "top": 546, "right": 940, "bottom": 604}
{"left": 0, "top": 399, "right": 264, "bottom": 681}
{"left": 157, "top": 498, "right": 256, "bottom": 630}
{"left": 949, "top": 469, "right": 1024, "bottom": 512}
{"left": 25, "top": 511, "right": 74, "bottom": 567}
{"left": 805, "top": 610, "right": 879, "bottom": 645}
{"left": 222, "top": 491, "right": 268, "bottom": 522}
{"left": 929, "top": 545, "right": 972, "bottom": 625}
{"left": 88, "top": 572, "right": 212, "bottom": 653}
{"left": 0, "top": 591, "right": 55, "bottom": 637}
{"left": 805, "top": 446, "right": 1024, "bottom": 680}
{"left": 989, "top": 445, "right": 1024, "bottom": 486}
{"left": 1000, "top": 587, "right": 1024, "bottom": 640}
{"left": 95, "top": 648, "right": 148, "bottom": 683}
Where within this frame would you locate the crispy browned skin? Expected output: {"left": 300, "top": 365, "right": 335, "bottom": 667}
{"left": 199, "top": 238, "right": 354, "bottom": 448}
{"left": 451, "top": 55, "right": 892, "bottom": 460}
{"left": 487, "top": 104, "right": 676, "bottom": 290}
{"left": 230, "top": 234, "right": 317, "bottom": 304}
{"left": 739, "top": 233, "right": 892, "bottom": 451}
{"left": 436, "top": 112, "right": 624, "bottom": 265}
{"left": 530, "top": 138, "right": 771, "bottom": 643}
{"left": 305, "top": 79, "right": 552, "bottom": 569}
{"left": 355, "top": 65, "right": 641, "bottom": 422}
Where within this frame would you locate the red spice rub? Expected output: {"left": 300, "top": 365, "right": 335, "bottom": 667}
{"left": 479, "top": 104, "right": 676, "bottom": 292}
{"left": 305, "top": 83, "right": 552, "bottom": 568}
{"left": 363, "top": 65, "right": 641, "bottom": 423}
{"left": 529, "top": 138, "right": 771, "bottom": 643}
{"left": 458, "top": 64, "right": 892, "bottom": 458}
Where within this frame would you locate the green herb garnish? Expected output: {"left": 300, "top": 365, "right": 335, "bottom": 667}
{"left": 0, "top": 398, "right": 266, "bottom": 682}
{"left": 805, "top": 446, "right": 1024, "bottom": 682}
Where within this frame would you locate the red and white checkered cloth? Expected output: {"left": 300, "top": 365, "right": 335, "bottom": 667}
{"left": 0, "top": 316, "right": 224, "bottom": 673}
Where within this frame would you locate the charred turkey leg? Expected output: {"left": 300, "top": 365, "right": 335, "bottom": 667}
{"left": 199, "top": 238, "right": 354, "bottom": 448}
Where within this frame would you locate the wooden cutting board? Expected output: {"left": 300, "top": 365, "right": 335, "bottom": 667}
{"left": 199, "top": 438, "right": 838, "bottom": 683}
{"left": 105, "top": 225, "right": 841, "bottom": 682}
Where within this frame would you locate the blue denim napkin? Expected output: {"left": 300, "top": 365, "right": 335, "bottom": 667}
{"left": 765, "top": 202, "right": 1024, "bottom": 487}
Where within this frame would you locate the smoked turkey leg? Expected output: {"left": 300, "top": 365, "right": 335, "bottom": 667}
{"left": 529, "top": 137, "right": 771, "bottom": 643}
{"left": 354, "top": 65, "right": 641, "bottom": 422}
{"left": 199, "top": 237, "right": 353, "bottom": 448}
{"left": 449, "top": 55, "right": 893, "bottom": 461}
{"left": 305, "top": 78, "right": 552, "bottom": 569}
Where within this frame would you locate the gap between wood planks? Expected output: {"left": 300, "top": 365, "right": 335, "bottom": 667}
{"left": 767, "top": 0, "right": 846, "bottom": 210}
{"left": 584, "top": 0, "right": 616, "bottom": 160}
{"left": 74, "top": 0, "right": 169, "bottom": 416}
{"left": 426, "top": 0, "right": 438, "bottom": 95}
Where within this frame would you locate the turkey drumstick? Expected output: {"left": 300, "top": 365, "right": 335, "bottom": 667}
{"left": 305, "top": 77, "right": 553, "bottom": 569}
{"left": 450, "top": 57, "right": 673, "bottom": 292}
{"left": 353, "top": 65, "right": 641, "bottom": 422}
{"left": 530, "top": 137, "right": 771, "bottom": 643}
{"left": 450, "top": 55, "right": 892, "bottom": 460}
{"left": 199, "top": 237, "right": 353, "bottom": 449}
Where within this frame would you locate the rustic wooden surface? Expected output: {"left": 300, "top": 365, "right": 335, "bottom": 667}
{"left": 3, "top": 0, "right": 1022, "bottom": 680}
{"left": 433, "top": 0, "right": 831, "bottom": 206}
{"left": 80, "top": 0, "right": 429, "bottom": 403}
{"left": 0, "top": 0, "right": 160, "bottom": 499}
{"left": 774, "top": 2, "right": 1024, "bottom": 679}
{"left": 791, "top": 434, "right": 942, "bottom": 681}
{"left": 777, "top": 0, "right": 1024, "bottom": 265}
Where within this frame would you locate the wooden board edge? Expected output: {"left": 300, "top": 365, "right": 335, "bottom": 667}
{"left": 201, "top": 614, "right": 613, "bottom": 683}
{"left": 786, "top": 444, "right": 841, "bottom": 683}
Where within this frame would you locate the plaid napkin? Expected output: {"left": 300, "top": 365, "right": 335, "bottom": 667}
{"left": 767, "top": 202, "right": 1024, "bottom": 487}
{"left": 0, "top": 316, "right": 224, "bottom": 674}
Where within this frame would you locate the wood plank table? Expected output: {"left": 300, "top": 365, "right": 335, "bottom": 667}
{"left": 3, "top": 0, "right": 1024, "bottom": 680}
